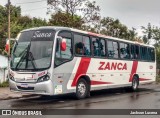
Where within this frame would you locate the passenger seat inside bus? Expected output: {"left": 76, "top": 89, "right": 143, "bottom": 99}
{"left": 75, "top": 42, "right": 90, "bottom": 56}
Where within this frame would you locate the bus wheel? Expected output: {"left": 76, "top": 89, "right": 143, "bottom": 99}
{"left": 131, "top": 76, "right": 139, "bottom": 91}
{"left": 76, "top": 79, "right": 89, "bottom": 99}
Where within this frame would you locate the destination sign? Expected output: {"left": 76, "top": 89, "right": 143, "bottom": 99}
{"left": 33, "top": 31, "right": 52, "bottom": 38}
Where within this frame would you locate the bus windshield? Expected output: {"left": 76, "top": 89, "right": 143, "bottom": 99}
{"left": 11, "top": 29, "right": 55, "bottom": 71}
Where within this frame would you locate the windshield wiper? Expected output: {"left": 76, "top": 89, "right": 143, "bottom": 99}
{"left": 15, "top": 42, "right": 38, "bottom": 70}
{"left": 26, "top": 51, "right": 37, "bottom": 69}
{"left": 15, "top": 44, "right": 30, "bottom": 70}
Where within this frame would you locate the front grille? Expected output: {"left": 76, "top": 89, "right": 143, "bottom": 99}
{"left": 17, "top": 86, "right": 34, "bottom": 90}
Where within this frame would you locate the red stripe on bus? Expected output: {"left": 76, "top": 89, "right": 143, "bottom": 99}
{"left": 139, "top": 78, "right": 151, "bottom": 81}
{"left": 129, "top": 61, "right": 138, "bottom": 82}
{"left": 91, "top": 80, "right": 113, "bottom": 85}
{"left": 71, "top": 58, "right": 91, "bottom": 87}
{"left": 88, "top": 32, "right": 99, "bottom": 37}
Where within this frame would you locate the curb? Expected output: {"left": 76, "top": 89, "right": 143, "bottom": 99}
{"left": 0, "top": 94, "right": 39, "bottom": 100}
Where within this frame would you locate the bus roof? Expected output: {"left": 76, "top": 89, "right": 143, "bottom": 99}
{"left": 21, "top": 26, "right": 155, "bottom": 48}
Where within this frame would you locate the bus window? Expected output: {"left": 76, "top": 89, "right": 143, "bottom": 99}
{"left": 140, "top": 46, "right": 147, "bottom": 60}
{"left": 107, "top": 41, "right": 119, "bottom": 58}
{"left": 148, "top": 48, "right": 155, "bottom": 62}
{"left": 120, "top": 43, "right": 130, "bottom": 59}
{"left": 131, "top": 45, "right": 135, "bottom": 59}
{"left": 135, "top": 45, "right": 139, "bottom": 59}
{"left": 140, "top": 46, "right": 143, "bottom": 60}
{"left": 83, "top": 36, "right": 91, "bottom": 56}
{"left": 92, "top": 38, "right": 106, "bottom": 57}
{"left": 74, "top": 34, "right": 91, "bottom": 56}
{"left": 55, "top": 31, "right": 72, "bottom": 66}
{"left": 100, "top": 39, "right": 106, "bottom": 57}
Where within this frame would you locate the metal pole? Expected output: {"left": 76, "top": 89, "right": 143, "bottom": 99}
{"left": 8, "top": 0, "right": 11, "bottom": 80}
{"left": 8, "top": 0, "right": 11, "bottom": 56}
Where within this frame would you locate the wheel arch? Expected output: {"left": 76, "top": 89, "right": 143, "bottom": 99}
{"left": 78, "top": 75, "right": 91, "bottom": 89}
{"left": 133, "top": 74, "right": 139, "bottom": 85}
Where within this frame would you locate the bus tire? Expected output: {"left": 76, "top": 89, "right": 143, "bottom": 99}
{"left": 76, "top": 78, "right": 90, "bottom": 99}
{"left": 131, "top": 76, "right": 139, "bottom": 91}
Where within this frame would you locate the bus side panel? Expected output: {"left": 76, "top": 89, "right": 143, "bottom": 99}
{"left": 53, "top": 57, "right": 156, "bottom": 95}
{"left": 136, "top": 61, "right": 156, "bottom": 84}
{"left": 87, "top": 58, "right": 132, "bottom": 90}
{"left": 53, "top": 58, "right": 80, "bottom": 94}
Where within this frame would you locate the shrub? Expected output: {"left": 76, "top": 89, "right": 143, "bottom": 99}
{"left": 156, "top": 75, "right": 160, "bottom": 84}
{"left": 0, "top": 80, "right": 9, "bottom": 87}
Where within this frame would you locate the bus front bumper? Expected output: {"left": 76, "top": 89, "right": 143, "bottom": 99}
{"left": 9, "top": 79, "right": 54, "bottom": 95}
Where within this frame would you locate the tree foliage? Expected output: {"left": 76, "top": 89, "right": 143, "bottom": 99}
{"left": 49, "top": 11, "right": 83, "bottom": 28}
{"left": 0, "top": 4, "right": 48, "bottom": 55}
{"left": 142, "top": 23, "right": 160, "bottom": 68}
{"left": 84, "top": 17, "right": 138, "bottom": 41}
{"left": 47, "top": 0, "right": 100, "bottom": 24}
{"left": 142, "top": 23, "right": 160, "bottom": 45}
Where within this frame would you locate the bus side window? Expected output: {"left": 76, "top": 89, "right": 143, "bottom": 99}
{"left": 107, "top": 41, "right": 114, "bottom": 58}
{"left": 148, "top": 48, "right": 155, "bottom": 62}
{"left": 113, "top": 41, "right": 119, "bottom": 58}
{"left": 120, "top": 43, "right": 130, "bottom": 59}
{"left": 135, "top": 45, "right": 139, "bottom": 59}
{"left": 92, "top": 38, "right": 106, "bottom": 57}
{"left": 55, "top": 31, "right": 72, "bottom": 66}
{"left": 140, "top": 46, "right": 143, "bottom": 60}
{"left": 74, "top": 34, "right": 91, "bottom": 56}
{"left": 107, "top": 40, "right": 119, "bottom": 59}
{"left": 99, "top": 39, "right": 106, "bottom": 57}
{"left": 148, "top": 48, "right": 152, "bottom": 61}
{"left": 131, "top": 45, "right": 135, "bottom": 59}
{"left": 140, "top": 47, "right": 147, "bottom": 60}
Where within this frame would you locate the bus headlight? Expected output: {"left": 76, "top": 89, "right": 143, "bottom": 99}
{"left": 37, "top": 75, "right": 50, "bottom": 83}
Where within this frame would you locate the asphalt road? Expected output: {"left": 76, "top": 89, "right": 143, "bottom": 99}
{"left": 0, "top": 84, "right": 160, "bottom": 118}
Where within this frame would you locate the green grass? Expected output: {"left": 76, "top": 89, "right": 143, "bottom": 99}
{"left": 0, "top": 80, "right": 9, "bottom": 87}
{"left": 156, "top": 75, "right": 160, "bottom": 83}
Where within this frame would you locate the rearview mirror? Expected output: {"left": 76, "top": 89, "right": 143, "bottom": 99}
{"left": 5, "top": 38, "right": 18, "bottom": 53}
{"left": 5, "top": 39, "right": 10, "bottom": 53}
{"left": 60, "top": 38, "right": 67, "bottom": 51}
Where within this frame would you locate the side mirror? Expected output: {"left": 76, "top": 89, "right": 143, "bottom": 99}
{"left": 5, "top": 39, "right": 10, "bottom": 53}
{"left": 60, "top": 38, "right": 67, "bottom": 51}
{"left": 5, "top": 38, "right": 18, "bottom": 53}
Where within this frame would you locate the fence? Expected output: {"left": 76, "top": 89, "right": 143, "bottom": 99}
{"left": 0, "top": 55, "right": 8, "bottom": 84}
{"left": 0, "top": 68, "right": 8, "bottom": 84}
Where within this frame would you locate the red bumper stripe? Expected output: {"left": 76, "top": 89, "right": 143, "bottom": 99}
{"left": 139, "top": 78, "right": 151, "bottom": 81}
{"left": 91, "top": 80, "right": 113, "bottom": 85}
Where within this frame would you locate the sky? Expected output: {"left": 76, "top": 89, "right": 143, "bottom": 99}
{"left": 0, "top": 0, "right": 160, "bottom": 36}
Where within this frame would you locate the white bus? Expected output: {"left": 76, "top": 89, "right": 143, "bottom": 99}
{"left": 9, "top": 26, "right": 156, "bottom": 99}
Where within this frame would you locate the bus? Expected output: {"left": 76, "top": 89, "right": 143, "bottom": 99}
{"left": 9, "top": 26, "right": 156, "bottom": 99}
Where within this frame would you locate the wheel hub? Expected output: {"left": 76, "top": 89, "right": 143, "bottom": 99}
{"left": 78, "top": 83, "right": 86, "bottom": 96}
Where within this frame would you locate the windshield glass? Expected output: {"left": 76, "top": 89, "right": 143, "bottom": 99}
{"left": 11, "top": 29, "right": 55, "bottom": 71}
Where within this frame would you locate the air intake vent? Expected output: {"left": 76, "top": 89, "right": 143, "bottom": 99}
{"left": 17, "top": 86, "right": 34, "bottom": 90}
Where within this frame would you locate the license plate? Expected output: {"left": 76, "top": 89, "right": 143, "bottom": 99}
{"left": 20, "top": 84, "right": 28, "bottom": 88}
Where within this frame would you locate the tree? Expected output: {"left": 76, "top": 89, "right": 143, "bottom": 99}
{"left": 141, "top": 23, "right": 152, "bottom": 43}
{"left": 152, "top": 26, "right": 160, "bottom": 46}
{"left": 142, "top": 23, "right": 160, "bottom": 45}
{"left": 47, "top": 0, "right": 100, "bottom": 25}
{"left": 100, "top": 17, "right": 138, "bottom": 40}
{"left": 142, "top": 23, "right": 160, "bottom": 68}
{"left": 0, "top": 4, "right": 48, "bottom": 55}
{"left": 49, "top": 11, "right": 83, "bottom": 28}
{"left": 142, "top": 35, "right": 148, "bottom": 44}
{"left": 128, "top": 28, "right": 138, "bottom": 41}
